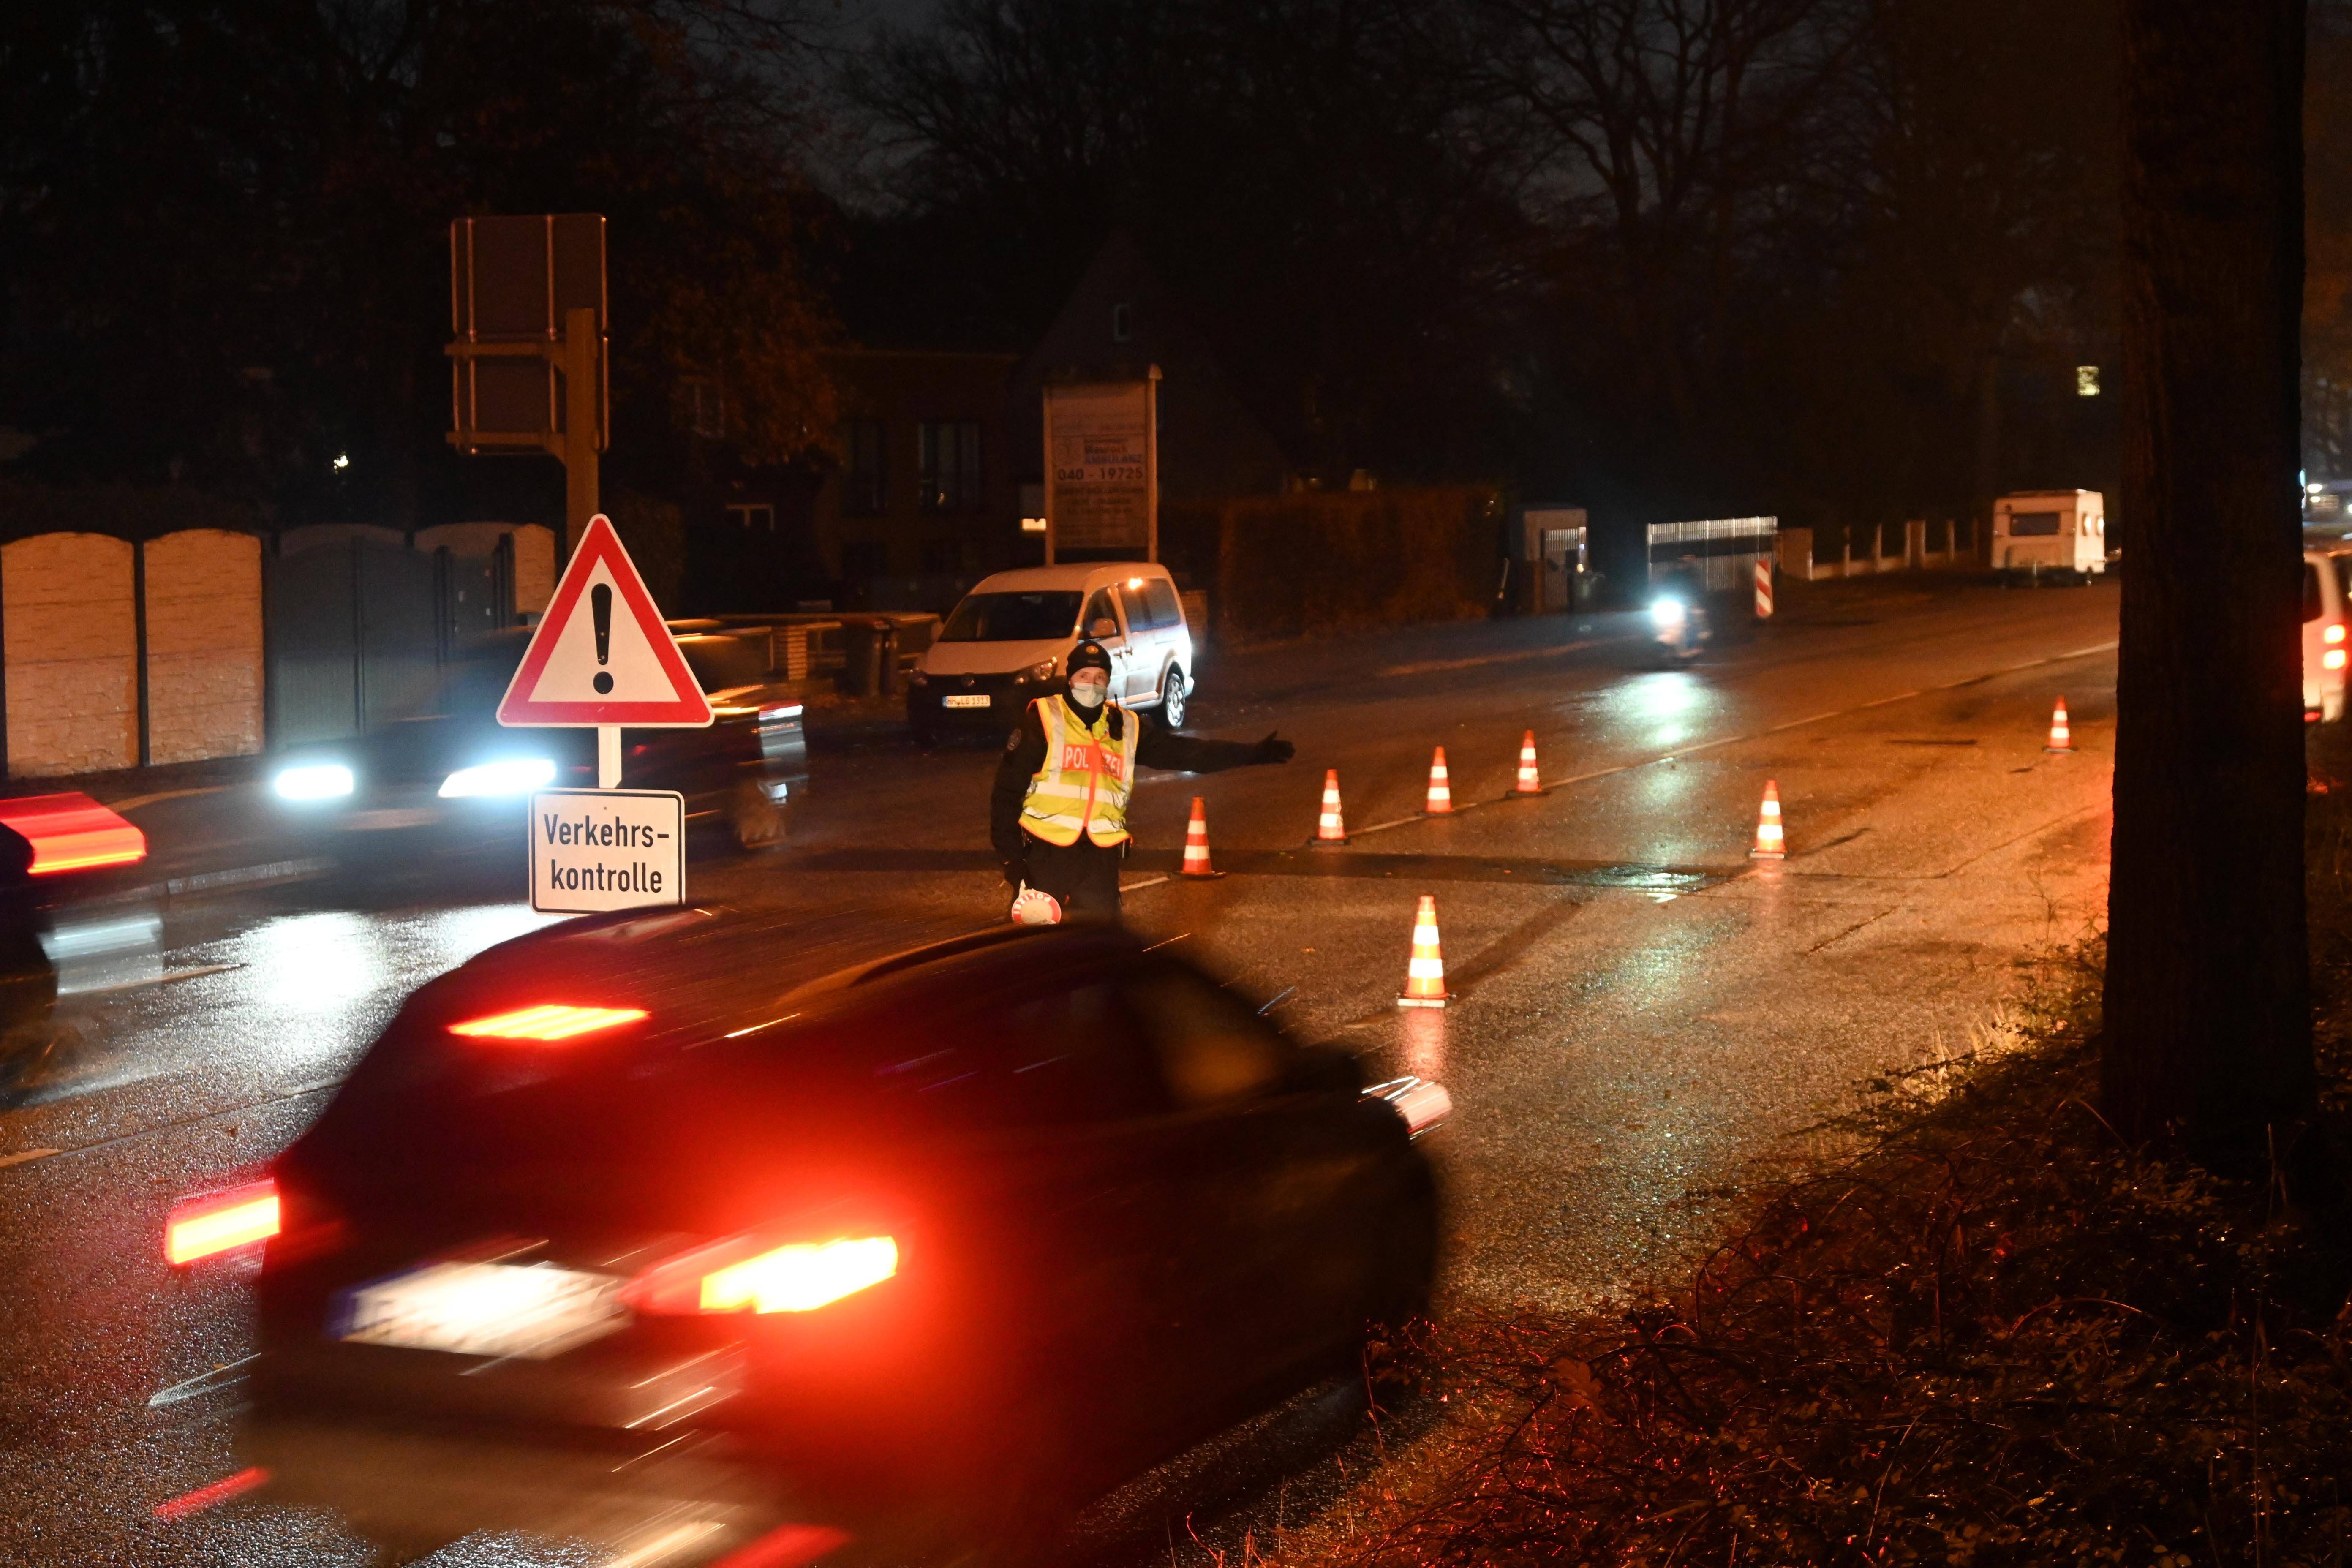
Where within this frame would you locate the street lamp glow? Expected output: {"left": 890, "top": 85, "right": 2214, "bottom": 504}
{"left": 332, "top": 453, "right": 351, "bottom": 471}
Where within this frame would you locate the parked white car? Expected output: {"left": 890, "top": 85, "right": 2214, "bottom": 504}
{"left": 2306, "top": 545, "right": 2352, "bottom": 722}
{"left": 907, "top": 563, "right": 1195, "bottom": 743}
{"left": 1992, "top": 489, "right": 2107, "bottom": 580}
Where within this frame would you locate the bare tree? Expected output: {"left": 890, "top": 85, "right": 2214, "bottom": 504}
{"left": 2102, "top": 0, "right": 2311, "bottom": 1147}
{"left": 1472, "top": 0, "right": 1857, "bottom": 441}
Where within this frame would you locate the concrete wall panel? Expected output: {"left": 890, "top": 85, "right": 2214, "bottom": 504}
{"left": 144, "top": 529, "right": 263, "bottom": 764}
{"left": 4, "top": 533, "right": 136, "bottom": 776}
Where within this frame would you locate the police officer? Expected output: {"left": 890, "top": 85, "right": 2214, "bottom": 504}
{"left": 991, "top": 641, "right": 1293, "bottom": 922}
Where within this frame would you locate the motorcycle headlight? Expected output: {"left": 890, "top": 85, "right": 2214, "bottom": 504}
{"left": 273, "top": 763, "right": 354, "bottom": 802}
{"left": 1650, "top": 596, "right": 1688, "bottom": 629}
{"left": 438, "top": 758, "right": 557, "bottom": 799}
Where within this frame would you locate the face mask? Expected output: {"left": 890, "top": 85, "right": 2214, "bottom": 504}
{"left": 1067, "top": 673, "right": 1108, "bottom": 710}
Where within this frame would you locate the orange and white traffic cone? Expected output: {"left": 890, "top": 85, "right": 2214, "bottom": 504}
{"left": 1179, "top": 796, "right": 1220, "bottom": 877}
{"left": 1397, "top": 894, "right": 1450, "bottom": 1008}
{"left": 2045, "top": 697, "right": 2072, "bottom": 754}
{"left": 1315, "top": 769, "right": 1348, "bottom": 844}
{"left": 1424, "top": 747, "right": 1453, "bottom": 814}
{"left": 1751, "top": 780, "right": 1786, "bottom": 859}
{"left": 1515, "top": 730, "right": 1541, "bottom": 795}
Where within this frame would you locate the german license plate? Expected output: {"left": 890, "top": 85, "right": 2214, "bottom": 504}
{"left": 336, "top": 1262, "right": 628, "bottom": 1360}
{"left": 942, "top": 694, "right": 991, "bottom": 709}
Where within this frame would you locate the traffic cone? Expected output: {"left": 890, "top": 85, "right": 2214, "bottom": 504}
{"left": 1315, "top": 769, "right": 1348, "bottom": 844}
{"left": 1179, "top": 796, "right": 1221, "bottom": 877}
{"left": 1515, "top": 730, "right": 1541, "bottom": 795}
{"left": 2045, "top": 697, "right": 2072, "bottom": 754}
{"left": 1397, "top": 894, "right": 1450, "bottom": 1007}
{"left": 1424, "top": 747, "right": 1454, "bottom": 814}
{"left": 1751, "top": 780, "right": 1786, "bottom": 859}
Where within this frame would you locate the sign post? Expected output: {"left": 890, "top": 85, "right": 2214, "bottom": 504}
{"left": 446, "top": 214, "right": 609, "bottom": 557}
{"left": 1043, "top": 368, "right": 1159, "bottom": 564}
{"left": 498, "top": 514, "right": 711, "bottom": 913}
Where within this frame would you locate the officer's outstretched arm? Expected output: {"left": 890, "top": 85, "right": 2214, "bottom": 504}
{"left": 1135, "top": 716, "right": 1294, "bottom": 773}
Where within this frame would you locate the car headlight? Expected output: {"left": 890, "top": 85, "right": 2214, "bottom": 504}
{"left": 1018, "top": 659, "right": 1056, "bottom": 683}
{"left": 438, "top": 758, "right": 557, "bottom": 799}
{"left": 273, "top": 763, "right": 354, "bottom": 802}
{"left": 908, "top": 672, "right": 928, "bottom": 687}
{"left": 1650, "top": 596, "right": 1687, "bottom": 629}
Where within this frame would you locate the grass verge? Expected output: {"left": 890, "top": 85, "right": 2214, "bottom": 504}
{"left": 1266, "top": 736, "right": 2352, "bottom": 1568}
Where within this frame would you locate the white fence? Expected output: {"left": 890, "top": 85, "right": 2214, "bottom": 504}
{"left": 1778, "top": 520, "right": 1977, "bottom": 581}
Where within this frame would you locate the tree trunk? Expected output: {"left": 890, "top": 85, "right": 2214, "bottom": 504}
{"left": 2102, "top": 0, "right": 2311, "bottom": 1146}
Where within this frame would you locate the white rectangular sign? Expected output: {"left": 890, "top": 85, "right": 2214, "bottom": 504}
{"left": 529, "top": 788, "right": 684, "bottom": 913}
{"left": 1044, "top": 376, "right": 1157, "bottom": 557}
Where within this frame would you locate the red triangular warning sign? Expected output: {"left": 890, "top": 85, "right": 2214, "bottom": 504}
{"left": 498, "top": 515, "right": 714, "bottom": 727}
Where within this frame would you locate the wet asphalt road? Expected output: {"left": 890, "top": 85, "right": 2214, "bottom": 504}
{"left": 0, "top": 574, "right": 2120, "bottom": 1565}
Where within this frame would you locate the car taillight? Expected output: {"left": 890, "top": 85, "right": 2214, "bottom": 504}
{"left": 2328, "top": 623, "right": 2347, "bottom": 645}
{"left": 626, "top": 1235, "right": 899, "bottom": 1316}
{"left": 167, "top": 1180, "right": 280, "bottom": 1265}
{"left": 0, "top": 793, "right": 146, "bottom": 874}
{"left": 448, "top": 1004, "right": 648, "bottom": 1042}
{"left": 2329, "top": 649, "right": 2348, "bottom": 671}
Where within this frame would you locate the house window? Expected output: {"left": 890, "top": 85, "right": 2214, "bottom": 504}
{"left": 918, "top": 421, "right": 983, "bottom": 513}
{"left": 1111, "top": 302, "right": 1132, "bottom": 343}
{"left": 841, "top": 420, "right": 885, "bottom": 516}
{"left": 727, "top": 503, "right": 775, "bottom": 532}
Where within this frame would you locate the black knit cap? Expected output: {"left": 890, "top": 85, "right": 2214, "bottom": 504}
{"left": 1066, "top": 640, "right": 1114, "bottom": 677}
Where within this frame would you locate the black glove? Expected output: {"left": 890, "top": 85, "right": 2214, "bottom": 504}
{"left": 1002, "top": 859, "right": 1027, "bottom": 890}
{"left": 1252, "top": 732, "right": 1295, "bottom": 765}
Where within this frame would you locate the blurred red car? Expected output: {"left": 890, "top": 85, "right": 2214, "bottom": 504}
{"left": 210, "top": 915, "right": 1448, "bottom": 1561}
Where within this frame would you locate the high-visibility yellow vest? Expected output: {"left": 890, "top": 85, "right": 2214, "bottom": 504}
{"left": 1018, "top": 695, "right": 1138, "bottom": 847}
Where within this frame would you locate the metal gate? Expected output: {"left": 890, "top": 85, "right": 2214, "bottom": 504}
{"left": 267, "top": 530, "right": 439, "bottom": 747}
{"left": 1646, "top": 517, "right": 1778, "bottom": 593}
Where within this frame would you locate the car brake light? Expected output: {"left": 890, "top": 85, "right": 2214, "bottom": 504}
{"left": 2329, "top": 623, "right": 2347, "bottom": 645}
{"left": 167, "top": 1180, "right": 280, "bottom": 1265}
{"left": 0, "top": 793, "right": 147, "bottom": 874}
{"left": 626, "top": 1235, "right": 899, "bottom": 1315}
{"left": 449, "top": 1004, "right": 648, "bottom": 1042}
{"left": 2330, "top": 649, "right": 2348, "bottom": 671}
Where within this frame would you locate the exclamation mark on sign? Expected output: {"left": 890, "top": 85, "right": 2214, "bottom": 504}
{"left": 591, "top": 583, "right": 614, "bottom": 694}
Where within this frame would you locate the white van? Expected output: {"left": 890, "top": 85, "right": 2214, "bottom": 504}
{"left": 2306, "top": 545, "right": 2352, "bottom": 722}
{"left": 1992, "top": 490, "right": 2107, "bottom": 580}
{"left": 907, "top": 562, "right": 1196, "bottom": 742}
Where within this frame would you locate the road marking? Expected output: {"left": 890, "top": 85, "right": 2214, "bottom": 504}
{"left": 1377, "top": 638, "right": 1604, "bottom": 678}
{"left": 159, "top": 856, "right": 331, "bottom": 898}
{"left": 148, "top": 1355, "right": 258, "bottom": 1408}
{"left": 73, "top": 963, "right": 245, "bottom": 997}
{"left": 276, "top": 1078, "right": 343, "bottom": 1098}
{"left": 1121, "top": 874, "right": 1170, "bottom": 894}
{"left": 0, "top": 1148, "right": 59, "bottom": 1169}
{"left": 108, "top": 785, "right": 231, "bottom": 814}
